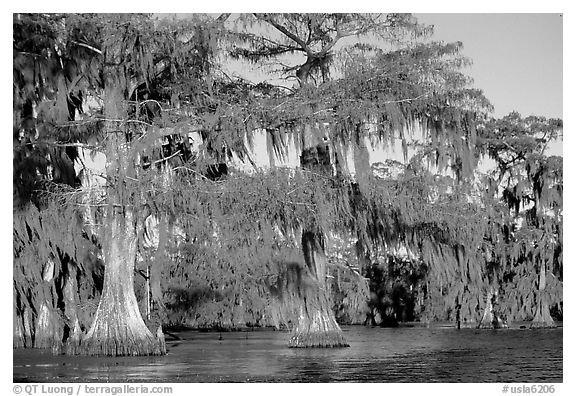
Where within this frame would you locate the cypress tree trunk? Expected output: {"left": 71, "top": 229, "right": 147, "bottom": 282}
{"left": 478, "top": 290, "right": 495, "bottom": 329}
{"left": 142, "top": 213, "right": 169, "bottom": 327}
{"left": 478, "top": 288, "right": 508, "bottom": 329}
{"left": 66, "top": 55, "right": 165, "bottom": 355}
{"left": 68, "top": 210, "right": 165, "bottom": 356}
{"left": 34, "top": 302, "right": 63, "bottom": 350}
{"left": 13, "top": 290, "right": 26, "bottom": 348}
{"left": 288, "top": 232, "right": 348, "bottom": 348}
{"left": 62, "top": 264, "right": 83, "bottom": 347}
{"left": 530, "top": 263, "right": 556, "bottom": 329}
{"left": 22, "top": 307, "right": 34, "bottom": 348}
{"left": 288, "top": 123, "right": 348, "bottom": 347}
{"left": 34, "top": 259, "right": 65, "bottom": 351}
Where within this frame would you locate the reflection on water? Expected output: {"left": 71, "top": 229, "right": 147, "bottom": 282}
{"left": 13, "top": 325, "right": 562, "bottom": 382}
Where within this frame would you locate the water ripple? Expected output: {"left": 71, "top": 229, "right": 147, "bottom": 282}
{"left": 13, "top": 326, "right": 562, "bottom": 382}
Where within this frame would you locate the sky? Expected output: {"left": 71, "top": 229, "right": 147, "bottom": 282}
{"left": 417, "top": 13, "right": 563, "bottom": 157}
{"left": 416, "top": 13, "right": 563, "bottom": 120}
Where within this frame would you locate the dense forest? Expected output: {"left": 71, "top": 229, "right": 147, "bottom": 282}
{"left": 13, "top": 13, "right": 562, "bottom": 356}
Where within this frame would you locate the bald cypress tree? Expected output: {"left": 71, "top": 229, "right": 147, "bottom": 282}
{"left": 224, "top": 13, "right": 495, "bottom": 346}
{"left": 477, "top": 113, "right": 562, "bottom": 328}
{"left": 13, "top": 13, "right": 226, "bottom": 355}
{"left": 13, "top": 13, "right": 104, "bottom": 351}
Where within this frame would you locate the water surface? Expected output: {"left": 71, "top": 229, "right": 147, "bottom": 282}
{"left": 13, "top": 325, "right": 562, "bottom": 382}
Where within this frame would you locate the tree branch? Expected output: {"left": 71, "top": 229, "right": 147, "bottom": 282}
{"left": 257, "top": 14, "right": 311, "bottom": 55}
{"left": 216, "top": 13, "right": 231, "bottom": 22}
{"left": 70, "top": 40, "right": 103, "bottom": 55}
{"left": 152, "top": 150, "right": 182, "bottom": 165}
{"left": 51, "top": 142, "right": 101, "bottom": 149}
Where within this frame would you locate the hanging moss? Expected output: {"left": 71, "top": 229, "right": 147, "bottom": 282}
{"left": 13, "top": 199, "right": 103, "bottom": 350}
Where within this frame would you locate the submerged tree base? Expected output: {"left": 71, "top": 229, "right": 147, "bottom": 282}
{"left": 530, "top": 301, "right": 556, "bottom": 329}
{"left": 288, "top": 304, "right": 349, "bottom": 348}
{"left": 289, "top": 330, "right": 349, "bottom": 348}
{"left": 63, "top": 210, "right": 168, "bottom": 357}
{"left": 529, "top": 292, "right": 556, "bottom": 329}
{"left": 478, "top": 311, "right": 508, "bottom": 329}
{"left": 66, "top": 326, "right": 166, "bottom": 356}
{"left": 66, "top": 338, "right": 165, "bottom": 356}
{"left": 478, "top": 291, "right": 508, "bottom": 329}
{"left": 529, "top": 321, "right": 556, "bottom": 329}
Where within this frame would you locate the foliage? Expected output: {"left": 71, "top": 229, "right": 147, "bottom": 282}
{"left": 133, "top": 160, "right": 495, "bottom": 326}
{"left": 13, "top": 194, "right": 103, "bottom": 345}
{"left": 476, "top": 113, "right": 563, "bottom": 322}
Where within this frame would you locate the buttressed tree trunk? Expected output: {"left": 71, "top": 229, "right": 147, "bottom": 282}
{"left": 288, "top": 231, "right": 349, "bottom": 348}
{"left": 478, "top": 288, "right": 507, "bottom": 329}
{"left": 13, "top": 290, "right": 27, "bottom": 348}
{"left": 530, "top": 263, "right": 556, "bottom": 329}
{"left": 141, "top": 211, "right": 169, "bottom": 327}
{"left": 62, "top": 263, "right": 82, "bottom": 347}
{"left": 34, "top": 258, "right": 64, "bottom": 351}
{"left": 288, "top": 124, "right": 348, "bottom": 348}
{"left": 66, "top": 65, "right": 165, "bottom": 355}
{"left": 478, "top": 290, "right": 495, "bottom": 329}
{"left": 68, "top": 209, "right": 165, "bottom": 356}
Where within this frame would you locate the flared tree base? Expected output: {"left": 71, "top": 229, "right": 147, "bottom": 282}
{"left": 530, "top": 320, "right": 556, "bottom": 329}
{"left": 288, "top": 307, "right": 349, "bottom": 348}
{"left": 34, "top": 303, "right": 66, "bottom": 352}
{"left": 65, "top": 315, "right": 166, "bottom": 356}
{"left": 478, "top": 297, "right": 508, "bottom": 329}
{"left": 289, "top": 330, "right": 349, "bottom": 348}
{"left": 70, "top": 210, "right": 167, "bottom": 357}
{"left": 530, "top": 300, "right": 556, "bottom": 329}
{"left": 13, "top": 317, "right": 26, "bottom": 349}
{"left": 13, "top": 336, "right": 25, "bottom": 349}
{"left": 478, "top": 314, "right": 508, "bottom": 329}
{"left": 66, "top": 328, "right": 166, "bottom": 356}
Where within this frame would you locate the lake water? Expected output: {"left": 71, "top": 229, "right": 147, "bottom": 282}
{"left": 13, "top": 324, "right": 562, "bottom": 383}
